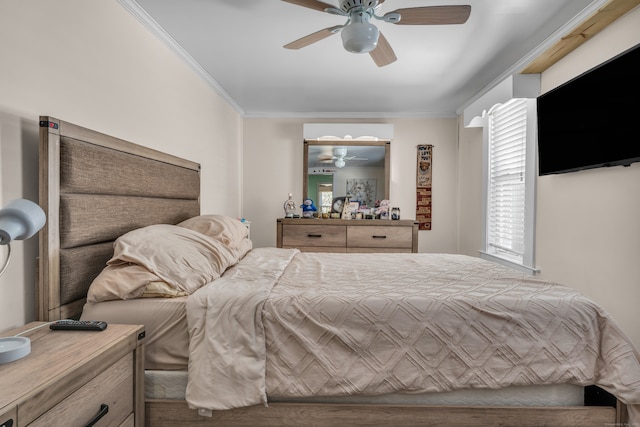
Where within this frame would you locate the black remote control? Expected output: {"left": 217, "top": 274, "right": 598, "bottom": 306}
{"left": 49, "top": 320, "right": 108, "bottom": 331}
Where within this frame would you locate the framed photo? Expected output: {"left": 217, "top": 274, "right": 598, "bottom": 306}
{"left": 331, "top": 197, "right": 346, "bottom": 213}
{"left": 346, "top": 178, "right": 376, "bottom": 207}
{"left": 348, "top": 201, "right": 360, "bottom": 212}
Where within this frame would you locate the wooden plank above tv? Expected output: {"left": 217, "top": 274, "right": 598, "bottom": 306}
{"left": 522, "top": 0, "right": 640, "bottom": 73}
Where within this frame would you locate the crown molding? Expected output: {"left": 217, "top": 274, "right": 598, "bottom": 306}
{"left": 456, "top": 0, "right": 612, "bottom": 115}
{"left": 242, "top": 111, "right": 457, "bottom": 119}
{"left": 117, "top": 0, "right": 245, "bottom": 116}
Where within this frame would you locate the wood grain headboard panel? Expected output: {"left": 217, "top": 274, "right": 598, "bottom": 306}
{"left": 38, "top": 116, "right": 201, "bottom": 321}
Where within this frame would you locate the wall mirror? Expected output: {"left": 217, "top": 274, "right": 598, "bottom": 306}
{"left": 304, "top": 139, "right": 390, "bottom": 214}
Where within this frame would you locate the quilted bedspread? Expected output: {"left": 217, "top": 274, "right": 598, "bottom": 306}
{"left": 186, "top": 248, "right": 640, "bottom": 422}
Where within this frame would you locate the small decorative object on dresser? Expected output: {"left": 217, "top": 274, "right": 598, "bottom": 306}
{"left": 0, "top": 322, "right": 145, "bottom": 427}
{"left": 391, "top": 207, "right": 401, "bottom": 220}
{"left": 300, "top": 198, "right": 318, "bottom": 218}
{"left": 283, "top": 193, "right": 297, "bottom": 218}
{"left": 341, "top": 197, "right": 352, "bottom": 219}
{"left": 376, "top": 199, "right": 390, "bottom": 219}
{"left": 331, "top": 196, "right": 346, "bottom": 214}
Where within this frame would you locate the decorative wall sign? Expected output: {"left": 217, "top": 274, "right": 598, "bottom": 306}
{"left": 416, "top": 145, "right": 433, "bottom": 230}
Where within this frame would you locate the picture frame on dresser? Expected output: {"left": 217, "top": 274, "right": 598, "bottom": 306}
{"left": 331, "top": 197, "right": 346, "bottom": 213}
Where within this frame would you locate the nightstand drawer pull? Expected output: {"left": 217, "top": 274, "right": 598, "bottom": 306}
{"left": 372, "top": 235, "right": 387, "bottom": 239}
{"left": 85, "top": 404, "right": 109, "bottom": 427}
{"left": 307, "top": 234, "right": 322, "bottom": 238}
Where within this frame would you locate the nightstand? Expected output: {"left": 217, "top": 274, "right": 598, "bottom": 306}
{"left": 0, "top": 322, "right": 145, "bottom": 426}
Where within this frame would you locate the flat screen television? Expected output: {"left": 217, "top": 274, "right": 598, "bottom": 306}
{"left": 536, "top": 42, "right": 640, "bottom": 176}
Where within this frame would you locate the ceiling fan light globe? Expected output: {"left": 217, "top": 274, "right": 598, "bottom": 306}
{"left": 334, "top": 158, "right": 346, "bottom": 168}
{"left": 341, "top": 22, "right": 379, "bottom": 53}
{"left": 334, "top": 147, "right": 348, "bottom": 157}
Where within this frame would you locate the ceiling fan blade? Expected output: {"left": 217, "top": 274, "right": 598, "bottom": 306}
{"left": 370, "top": 32, "right": 396, "bottom": 67}
{"left": 390, "top": 5, "right": 471, "bottom": 25}
{"left": 284, "top": 26, "right": 340, "bottom": 50}
{"left": 281, "top": 0, "right": 336, "bottom": 13}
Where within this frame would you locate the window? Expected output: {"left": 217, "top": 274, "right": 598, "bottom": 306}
{"left": 481, "top": 98, "right": 538, "bottom": 274}
{"left": 318, "top": 183, "right": 333, "bottom": 214}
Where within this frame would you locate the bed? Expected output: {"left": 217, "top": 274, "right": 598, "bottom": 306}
{"left": 37, "top": 116, "right": 640, "bottom": 426}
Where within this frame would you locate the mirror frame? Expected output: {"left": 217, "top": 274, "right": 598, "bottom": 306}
{"left": 303, "top": 139, "right": 390, "bottom": 202}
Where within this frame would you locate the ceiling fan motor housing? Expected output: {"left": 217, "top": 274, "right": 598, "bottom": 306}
{"left": 340, "top": 0, "right": 378, "bottom": 14}
{"left": 339, "top": 0, "right": 380, "bottom": 53}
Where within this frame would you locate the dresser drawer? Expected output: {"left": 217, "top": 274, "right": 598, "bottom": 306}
{"left": 282, "top": 225, "right": 346, "bottom": 248}
{"left": 277, "top": 219, "right": 418, "bottom": 253}
{"left": 28, "top": 354, "right": 133, "bottom": 427}
{"left": 347, "top": 225, "right": 413, "bottom": 249}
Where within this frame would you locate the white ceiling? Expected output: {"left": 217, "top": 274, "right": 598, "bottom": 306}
{"left": 121, "top": 0, "right": 602, "bottom": 118}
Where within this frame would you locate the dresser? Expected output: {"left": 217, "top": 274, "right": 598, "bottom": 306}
{"left": 0, "top": 322, "right": 145, "bottom": 427}
{"left": 277, "top": 218, "right": 419, "bottom": 253}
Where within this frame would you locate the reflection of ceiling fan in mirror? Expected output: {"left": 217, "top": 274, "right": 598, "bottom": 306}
{"left": 319, "top": 147, "right": 368, "bottom": 168}
{"left": 282, "top": 0, "right": 471, "bottom": 67}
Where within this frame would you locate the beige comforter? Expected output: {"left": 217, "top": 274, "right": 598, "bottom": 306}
{"left": 186, "top": 248, "right": 640, "bottom": 422}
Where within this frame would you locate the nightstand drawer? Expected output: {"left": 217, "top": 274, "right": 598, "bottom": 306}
{"left": 28, "top": 354, "right": 133, "bottom": 427}
{"left": 347, "top": 225, "right": 413, "bottom": 249}
{"left": 282, "top": 225, "right": 346, "bottom": 247}
{"left": 0, "top": 323, "right": 144, "bottom": 427}
{"left": 0, "top": 407, "right": 16, "bottom": 427}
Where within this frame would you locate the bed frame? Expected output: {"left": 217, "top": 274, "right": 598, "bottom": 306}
{"left": 37, "top": 116, "right": 628, "bottom": 426}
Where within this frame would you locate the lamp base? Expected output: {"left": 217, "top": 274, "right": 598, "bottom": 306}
{"left": 0, "top": 336, "right": 31, "bottom": 364}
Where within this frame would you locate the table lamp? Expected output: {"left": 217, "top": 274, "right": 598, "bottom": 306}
{"left": 0, "top": 199, "right": 46, "bottom": 364}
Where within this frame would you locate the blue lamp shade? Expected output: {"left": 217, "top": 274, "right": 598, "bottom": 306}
{"left": 0, "top": 199, "right": 46, "bottom": 245}
{"left": 0, "top": 199, "right": 46, "bottom": 364}
{"left": 0, "top": 336, "right": 31, "bottom": 364}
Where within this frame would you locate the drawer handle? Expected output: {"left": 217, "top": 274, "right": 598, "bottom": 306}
{"left": 85, "top": 403, "right": 109, "bottom": 427}
{"left": 372, "top": 235, "right": 387, "bottom": 239}
{"left": 307, "top": 234, "right": 322, "bottom": 238}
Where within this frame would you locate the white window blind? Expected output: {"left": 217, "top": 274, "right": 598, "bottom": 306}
{"left": 487, "top": 98, "right": 528, "bottom": 264}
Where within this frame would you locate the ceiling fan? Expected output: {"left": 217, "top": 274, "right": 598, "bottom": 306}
{"left": 282, "top": 0, "right": 471, "bottom": 67}
{"left": 319, "top": 147, "right": 367, "bottom": 168}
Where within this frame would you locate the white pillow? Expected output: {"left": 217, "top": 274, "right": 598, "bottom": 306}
{"left": 87, "top": 224, "right": 242, "bottom": 302}
{"left": 178, "top": 214, "right": 249, "bottom": 248}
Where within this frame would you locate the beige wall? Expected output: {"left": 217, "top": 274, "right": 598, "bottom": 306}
{"left": 457, "top": 7, "right": 640, "bottom": 348}
{"left": 242, "top": 118, "right": 459, "bottom": 253}
{"left": 536, "top": 7, "right": 640, "bottom": 348}
{"left": 0, "top": 0, "right": 242, "bottom": 331}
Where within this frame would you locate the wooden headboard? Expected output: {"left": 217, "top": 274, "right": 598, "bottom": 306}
{"left": 37, "top": 116, "right": 201, "bottom": 321}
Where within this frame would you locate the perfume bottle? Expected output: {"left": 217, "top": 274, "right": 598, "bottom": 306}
{"left": 391, "top": 207, "right": 401, "bottom": 220}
